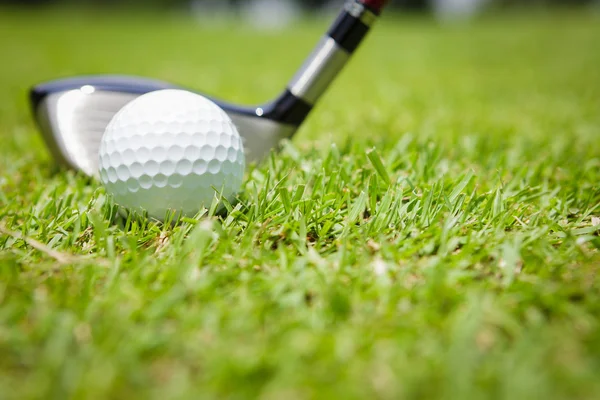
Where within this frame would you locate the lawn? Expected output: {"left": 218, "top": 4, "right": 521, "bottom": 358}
{"left": 1, "top": 6, "right": 600, "bottom": 399}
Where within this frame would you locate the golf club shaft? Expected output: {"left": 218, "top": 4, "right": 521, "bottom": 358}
{"left": 285, "top": 0, "right": 388, "bottom": 108}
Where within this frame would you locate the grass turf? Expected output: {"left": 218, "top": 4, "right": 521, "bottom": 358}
{"left": 1, "top": 7, "right": 600, "bottom": 399}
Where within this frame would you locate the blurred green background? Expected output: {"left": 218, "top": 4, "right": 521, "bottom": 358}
{"left": 2, "top": 0, "right": 597, "bottom": 9}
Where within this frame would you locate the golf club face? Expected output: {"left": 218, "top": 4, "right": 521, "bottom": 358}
{"left": 31, "top": 76, "right": 298, "bottom": 175}
{"left": 30, "top": 0, "right": 387, "bottom": 176}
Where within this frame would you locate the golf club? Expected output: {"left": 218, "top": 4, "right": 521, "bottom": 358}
{"left": 30, "top": 0, "right": 388, "bottom": 177}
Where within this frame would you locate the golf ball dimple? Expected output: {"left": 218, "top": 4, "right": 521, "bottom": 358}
{"left": 99, "top": 89, "right": 245, "bottom": 221}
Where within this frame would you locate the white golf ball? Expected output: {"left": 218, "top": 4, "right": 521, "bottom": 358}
{"left": 98, "top": 89, "right": 245, "bottom": 221}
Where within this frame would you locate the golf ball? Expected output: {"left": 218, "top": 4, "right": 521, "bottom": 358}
{"left": 98, "top": 89, "right": 245, "bottom": 221}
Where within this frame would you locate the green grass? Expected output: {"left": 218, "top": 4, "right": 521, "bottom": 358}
{"left": 1, "top": 7, "right": 600, "bottom": 399}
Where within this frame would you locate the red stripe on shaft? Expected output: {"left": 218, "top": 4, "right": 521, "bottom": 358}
{"left": 359, "top": 0, "right": 388, "bottom": 13}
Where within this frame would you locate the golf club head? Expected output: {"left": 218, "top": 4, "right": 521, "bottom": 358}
{"left": 31, "top": 76, "right": 297, "bottom": 176}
